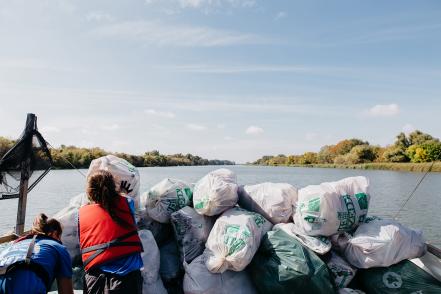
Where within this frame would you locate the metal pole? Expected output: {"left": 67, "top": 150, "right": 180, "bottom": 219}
{"left": 15, "top": 113, "right": 36, "bottom": 235}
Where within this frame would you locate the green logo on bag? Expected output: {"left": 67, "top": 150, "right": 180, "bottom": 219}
{"left": 176, "top": 188, "right": 191, "bottom": 209}
{"left": 184, "top": 187, "right": 193, "bottom": 201}
{"left": 194, "top": 197, "right": 207, "bottom": 210}
{"left": 252, "top": 214, "right": 266, "bottom": 228}
{"left": 337, "top": 195, "right": 356, "bottom": 231}
{"left": 355, "top": 193, "right": 368, "bottom": 210}
{"left": 308, "top": 197, "right": 321, "bottom": 212}
{"left": 224, "top": 225, "right": 251, "bottom": 256}
{"left": 304, "top": 216, "right": 317, "bottom": 223}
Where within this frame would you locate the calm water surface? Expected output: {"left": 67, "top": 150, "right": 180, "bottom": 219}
{"left": 1, "top": 165, "right": 440, "bottom": 246}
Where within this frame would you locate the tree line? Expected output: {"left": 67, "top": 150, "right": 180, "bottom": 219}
{"left": 0, "top": 137, "right": 235, "bottom": 169}
{"left": 253, "top": 130, "right": 441, "bottom": 166}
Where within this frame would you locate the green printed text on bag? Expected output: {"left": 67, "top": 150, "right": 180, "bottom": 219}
{"left": 337, "top": 195, "right": 356, "bottom": 232}
{"left": 308, "top": 197, "right": 321, "bottom": 212}
{"left": 223, "top": 225, "right": 251, "bottom": 256}
{"left": 355, "top": 193, "right": 368, "bottom": 210}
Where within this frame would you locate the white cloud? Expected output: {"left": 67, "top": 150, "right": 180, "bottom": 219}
{"left": 179, "top": 0, "right": 204, "bottom": 8}
{"left": 144, "top": 109, "right": 176, "bottom": 118}
{"left": 40, "top": 126, "right": 61, "bottom": 133}
{"left": 245, "top": 125, "right": 264, "bottom": 135}
{"left": 101, "top": 123, "right": 120, "bottom": 131}
{"left": 0, "top": 58, "right": 77, "bottom": 72}
{"left": 166, "top": 64, "right": 312, "bottom": 74}
{"left": 186, "top": 123, "right": 207, "bottom": 131}
{"left": 367, "top": 103, "right": 400, "bottom": 117}
{"left": 274, "top": 11, "right": 286, "bottom": 20}
{"left": 86, "top": 11, "right": 114, "bottom": 22}
{"left": 402, "top": 123, "right": 415, "bottom": 135}
{"left": 89, "top": 20, "right": 267, "bottom": 47}
{"left": 224, "top": 136, "right": 233, "bottom": 141}
{"left": 216, "top": 123, "right": 226, "bottom": 129}
{"left": 146, "top": 0, "right": 256, "bottom": 10}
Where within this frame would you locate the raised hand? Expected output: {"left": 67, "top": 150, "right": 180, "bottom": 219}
{"left": 120, "top": 180, "right": 133, "bottom": 194}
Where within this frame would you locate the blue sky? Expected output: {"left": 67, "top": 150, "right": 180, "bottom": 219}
{"left": 0, "top": 0, "right": 440, "bottom": 163}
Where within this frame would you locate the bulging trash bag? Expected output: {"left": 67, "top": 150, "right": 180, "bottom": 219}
{"left": 139, "top": 230, "right": 167, "bottom": 294}
{"left": 356, "top": 259, "right": 441, "bottom": 293}
{"left": 249, "top": 229, "right": 336, "bottom": 294}
{"left": 343, "top": 218, "right": 426, "bottom": 269}
{"left": 137, "top": 210, "right": 173, "bottom": 247}
{"left": 238, "top": 182, "right": 298, "bottom": 224}
{"left": 52, "top": 205, "right": 81, "bottom": 266}
{"left": 273, "top": 223, "right": 331, "bottom": 255}
{"left": 205, "top": 207, "right": 272, "bottom": 273}
{"left": 183, "top": 253, "right": 257, "bottom": 294}
{"left": 193, "top": 168, "right": 238, "bottom": 216}
{"left": 145, "top": 178, "right": 193, "bottom": 223}
{"left": 170, "top": 206, "right": 215, "bottom": 263}
{"left": 159, "top": 238, "right": 183, "bottom": 293}
{"left": 294, "top": 176, "right": 370, "bottom": 236}
{"left": 87, "top": 154, "right": 140, "bottom": 202}
{"left": 324, "top": 251, "right": 357, "bottom": 289}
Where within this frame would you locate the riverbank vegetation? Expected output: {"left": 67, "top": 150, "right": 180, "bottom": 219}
{"left": 0, "top": 137, "right": 234, "bottom": 168}
{"left": 253, "top": 130, "right": 441, "bottom": 172}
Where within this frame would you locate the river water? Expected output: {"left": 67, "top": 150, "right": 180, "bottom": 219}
{"left": 1, "top": 165, "right": 440, "bottom": 246}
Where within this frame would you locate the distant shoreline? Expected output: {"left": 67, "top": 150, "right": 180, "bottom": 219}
{"left": 250, "top": 162, "right": 441, "bottom": 173}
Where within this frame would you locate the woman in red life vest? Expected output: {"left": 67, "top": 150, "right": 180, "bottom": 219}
{"left": 0, "top": 214, "right": 73, "bottom": 294}
{"left": 79, "top": 170, "right": 143, "bottom": 294}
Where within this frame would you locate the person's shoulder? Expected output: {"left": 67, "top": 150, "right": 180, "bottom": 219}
{"left": 37, "top": 238, "right": 67, "bottom": 251}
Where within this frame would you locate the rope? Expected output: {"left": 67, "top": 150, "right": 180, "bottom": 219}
{"left": 45, "top": 141, "right": 87, "bottom": 178}
{"left": 393, "top": 161, "right": 435, "bottom": 220}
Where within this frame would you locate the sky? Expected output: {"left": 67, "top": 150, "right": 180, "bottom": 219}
{"left": 0, "top": 0, "right": 440, "bottom": 163}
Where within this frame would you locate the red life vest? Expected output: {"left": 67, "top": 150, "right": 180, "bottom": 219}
{"left": 79, "top": 195, "right": 142, "bottom": 271}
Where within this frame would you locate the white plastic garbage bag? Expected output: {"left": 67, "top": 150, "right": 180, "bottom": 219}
{"left": 294, "top": 176, "right": 370, "bottom": 236}
{"left": 273, "top": 223, "right": 331, "bottom": 255}
{"left": 139, "top": 230, "right": 167, "bottom": 294}
{"left": 183, "top": 254, "right": 257, "bottom": 294}
{"left": 343, "top": 218, "right": 426, "bottom": 268}
{"left": 326, "top": 251, "right": 357, "bottom": 289}
{"left": 193, "top": 169, "right": 238, "bottom": 216}
{"left": 238, "top": 183, "right": 298, "bottom": 224}
{"left": 145, "top": 178, "right": 193, "bottom": 223}
{"left": 205, "top": 207, "right": 272, "bottom": 273}
{"left": 52, "top": 205, "right": 81, "bottom": 265}
{"left": 170, "top": 206, "right": 215, "bottom": 263}
{"left": 87, "top": 154, "right": 140, "bottom": 202}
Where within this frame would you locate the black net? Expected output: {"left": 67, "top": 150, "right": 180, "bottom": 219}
{"left": 0, "top": 118, "right": 52, "bottom": 199}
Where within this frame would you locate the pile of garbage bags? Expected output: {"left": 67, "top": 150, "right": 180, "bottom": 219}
{"left": 50, "top": 157, "right": 441, "bottom": 294}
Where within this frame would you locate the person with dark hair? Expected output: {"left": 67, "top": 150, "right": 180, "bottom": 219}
{"left": 0, "top": 213, "right": 73, "bottom": 294}
{"left": 79, "top": 170, "right": 143, "bottom": 294}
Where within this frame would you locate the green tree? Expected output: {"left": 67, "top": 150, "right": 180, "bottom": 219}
{"left": 394, "top": 132, "right": 410, "bottom": 149}
{"left": 301, "top": 152, "right": 318, "bottom": 164}
{"left": 381, "top": 146, "right": 409, "bottom": 162}
{"left": 348, "top": 145, "right": 378, "bottom": 163}
{"left": 408, "top": 130, "right": 437, "bottom": 145}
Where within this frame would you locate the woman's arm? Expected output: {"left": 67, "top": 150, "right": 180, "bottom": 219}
{"left": 57, "top": 277, "right": 74, "bottom": 294}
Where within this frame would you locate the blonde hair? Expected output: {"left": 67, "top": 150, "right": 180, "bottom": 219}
{"left": 31, "top": 213, "right": 62, "bottom": 236}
